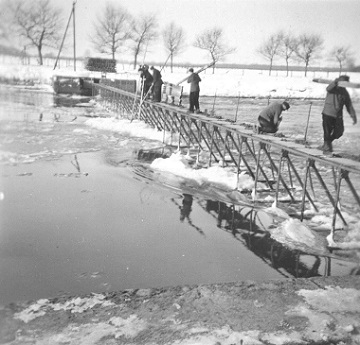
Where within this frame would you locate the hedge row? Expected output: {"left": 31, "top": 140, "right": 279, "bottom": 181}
{"left": 85, "top": 58, "right": 117, "bottom": 73}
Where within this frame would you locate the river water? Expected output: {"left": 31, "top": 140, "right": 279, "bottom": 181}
{"left": 0, "top": 86, "right": 359, "bottom": 305}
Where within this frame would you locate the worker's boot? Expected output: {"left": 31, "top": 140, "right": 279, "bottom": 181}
{"left": 323, "top": 140, "right": 333, "bottom": 155}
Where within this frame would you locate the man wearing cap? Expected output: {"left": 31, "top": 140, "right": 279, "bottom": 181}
{"left": 255, "top": 101, "right": 290, "bottom": 134}
{"left": 321, "top": 75, "right": 357, "bottom": 154}
{"left": 187, "top": 68, "right": 202, "bottom": 113}
{"left": 138, "top": 64, "right": 153, "bottom": 99}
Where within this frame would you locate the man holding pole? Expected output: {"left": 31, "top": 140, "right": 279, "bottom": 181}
{"left": 321, "top": 75, "right": 357, "bottom": 155}
{"left": 187, "top": 68, "right": 202, "bottom": 114}
{"left": 138, "top": 64, "right": 153, "bottom": 99}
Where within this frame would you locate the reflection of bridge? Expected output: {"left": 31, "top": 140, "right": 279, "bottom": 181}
{"left": 199, "top": 198, "right": 332, "bottom": 279}
{"left": 93, "top": 84, "right": 360, "bottom": 236}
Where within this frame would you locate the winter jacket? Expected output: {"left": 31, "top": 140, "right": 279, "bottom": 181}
{"left": 187, "top": 73, "right": 201, "bottom": 92}
{"left": 258, "top": 102, "right": 284, "bottom": 126}
{"left": 151, "top": 68, "right": 163, "bottom": 86}
{"left": 141, "top": 70, "right": 153, "bottom": 86}
{"left": 322, "top": 81, "right": 356, "bottom": 121}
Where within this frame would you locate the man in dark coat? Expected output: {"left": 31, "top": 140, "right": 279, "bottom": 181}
{"left": 256, "top": 101, "right": 290, "bottom": 134}
{"left": 187, "top": 68, "right": 201, "bottom": 113}
{"left": 150, "top": 66, "right": 163, "bottom": 102}
{"left": 138, "top": 64, "right": 153, "bottom": 99}
{"left": 321, "top": 75, "right": 357, "bottom": 154}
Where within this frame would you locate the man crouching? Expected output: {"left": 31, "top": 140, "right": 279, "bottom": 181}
{"left": 255, "top": 101, "right": 290, "bottom": 134}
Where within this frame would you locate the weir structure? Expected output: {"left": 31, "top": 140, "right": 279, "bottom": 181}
{"left": 93, "top": 83, "right": 360, "bottom": 237}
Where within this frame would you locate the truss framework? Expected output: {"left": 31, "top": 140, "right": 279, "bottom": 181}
{"left": 94, "top": 84, "right": 360, "bottom": 232}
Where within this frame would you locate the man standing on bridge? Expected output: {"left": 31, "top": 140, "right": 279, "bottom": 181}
{"left": 150, "top": 66, "right": 163, "bottom": 102}
{"left": 255, "top": 101, "right": 290, "bottom": 134}
{"left": 321, "top": 75, "right": 357, "bottom": 155}
{"left": 187, "top": 68, "right": 202, "bottom": 114}
{"left": 138, "top": 65, "right": 153, "bottom": 99}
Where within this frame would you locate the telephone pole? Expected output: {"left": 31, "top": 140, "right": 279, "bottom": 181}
{"left": 53, "top": 0, "right": 77, "bottom": 71}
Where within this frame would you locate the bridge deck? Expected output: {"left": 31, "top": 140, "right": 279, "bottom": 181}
{"left": 159, "top": 102, "right": 360, "bottom": 174}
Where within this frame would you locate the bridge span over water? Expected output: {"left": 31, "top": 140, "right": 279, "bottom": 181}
{"left": 93, "top": 83, "right": 360, "bottom": 237}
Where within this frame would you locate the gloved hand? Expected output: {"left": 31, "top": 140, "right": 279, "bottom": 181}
{"left": 353, "top": 118, "right": 357, "bottom": 125}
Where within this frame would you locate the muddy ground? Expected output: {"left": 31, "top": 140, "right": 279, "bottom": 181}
{"left": 1, "top": 276, "right": 360, "bottom": 345}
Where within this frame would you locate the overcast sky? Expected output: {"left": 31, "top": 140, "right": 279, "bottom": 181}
{"left": 54, "top": 0, "right": 360, "bottom": 67}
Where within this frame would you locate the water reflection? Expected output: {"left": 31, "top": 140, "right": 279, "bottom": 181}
{"left": 1, "top": 87, "right": 358, "bottom": 305}
{"left": 71, "top": 155, "right": 81, "bottom": 172}
{"left": 172, "top": 194, "right": 205, "bottom": 235}
{"left": 180, "top": 194, "right": 193, "bottom": 222}
{"left": 201, "top": 199, "right": 355, "bottom": 278}
{"left": 134, "top": 147, "right": 359, "bottom": 280}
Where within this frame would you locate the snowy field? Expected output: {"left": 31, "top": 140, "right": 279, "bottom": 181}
{"left": 1, "top": 58, "right": 360, "bottom": 99}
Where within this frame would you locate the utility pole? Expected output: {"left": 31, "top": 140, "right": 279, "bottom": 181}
{"left": 73, "top": 1, "right": 77, "bottom": 71}
{"left": 53, "top": 1, "right": 77, "bottom": 71}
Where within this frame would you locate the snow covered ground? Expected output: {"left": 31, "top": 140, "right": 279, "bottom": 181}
{"left": 1, "top": 60, "right": 360, "bottom": 99}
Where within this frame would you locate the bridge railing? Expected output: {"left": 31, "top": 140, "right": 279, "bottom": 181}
{"left": 93, "top": 83, "right": 360, "bottom": 233}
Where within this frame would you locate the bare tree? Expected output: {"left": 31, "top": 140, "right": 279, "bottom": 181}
{"left": 278, "top": 32, "right": 298, "bottom": 76}
{"left": 0, "top": 3, "right": 10, "bottom": 42}
{"left": 194, "top": 27, "right": 235, "bottom": 73}
{"left": 91, "top": 3, "right": 131, "bottom": 60}
{"left": 6, "top": 0, "right": 62, "bottom": 65}
{"left": 129, "top": 14, "right": 158, "bottom": 69}
{"left": 330, "top": 46, "right": 353, "bottom": 74}
{"left": 295, "top": 33, "right": 323, "bottom": 76}
{"left": 162, "top": 22, "right": 185, "bottom": 72}
{"left": 257, "top": 33, "right": 282, "bottom": 76}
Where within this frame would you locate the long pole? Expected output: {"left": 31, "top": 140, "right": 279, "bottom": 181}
{"left": 159, "top": 53, "right": 171, "bottom": 73}
{"left": 175, "top": 62, "right": 215, "bottom": 86}
{"left": 72, "top": 1, "right": 77, "bottom": 71}
{"left": 211, "top": 90, "right": 217, "bottom": 116}
{"left": 131, "top": 40, "right": 149, "bottom": 121}
{"left": 304, "top": 102, "right": 312, "bottom": 142}
{"left": 233, "top": 91, "right": 241, "bottom": 122}
{"left": 53, "top": 4, "right": 73, "bottom": 70}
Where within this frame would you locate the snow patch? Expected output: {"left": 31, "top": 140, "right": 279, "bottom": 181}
{"left": 85, "top": 117, "right": 167, "bottom": 142}
{"left": 14, "top": 294, "right": 114, "bottom": 323}
{"left": 109, "top": 315, "right": 148, "bottom": 338}
{"left": 298, "top": 286, "right": 360, "bottom": 313}
{"left": 150, "top": 151, "right": 255, "bottom": 191}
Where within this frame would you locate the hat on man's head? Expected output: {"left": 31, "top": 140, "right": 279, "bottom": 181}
{"left": 188, "top": 68, "right": 194, "bottom": 72}
{"left": 143, "top": 64, "right": 149, "bottom": 70}
{"left": 282, "top": 101, "right": 290, "bottom": 110}
{"left": 338, "top": 75, "right": 350, "bottom": 82}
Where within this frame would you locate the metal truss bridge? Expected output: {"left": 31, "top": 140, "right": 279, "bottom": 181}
{"left": 93, "top": 83, "right": 360, "bottom": 235}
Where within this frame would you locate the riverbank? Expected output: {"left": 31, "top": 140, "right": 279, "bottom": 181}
{"left": 1, "top": 276, "right": 360, "bottom": 345}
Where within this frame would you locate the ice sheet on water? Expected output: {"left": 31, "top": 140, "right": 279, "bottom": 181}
{"left": 264, "top": 202, "right": 290, "bottom": 220}
{"left": 85, "top": 117, "right": 168, "bottom": 142}
{"left": 150, "top": 151, "right": 255, "bottom": 191}
{"left": 269, "top": 218, "right": 328, "bottom": 254}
